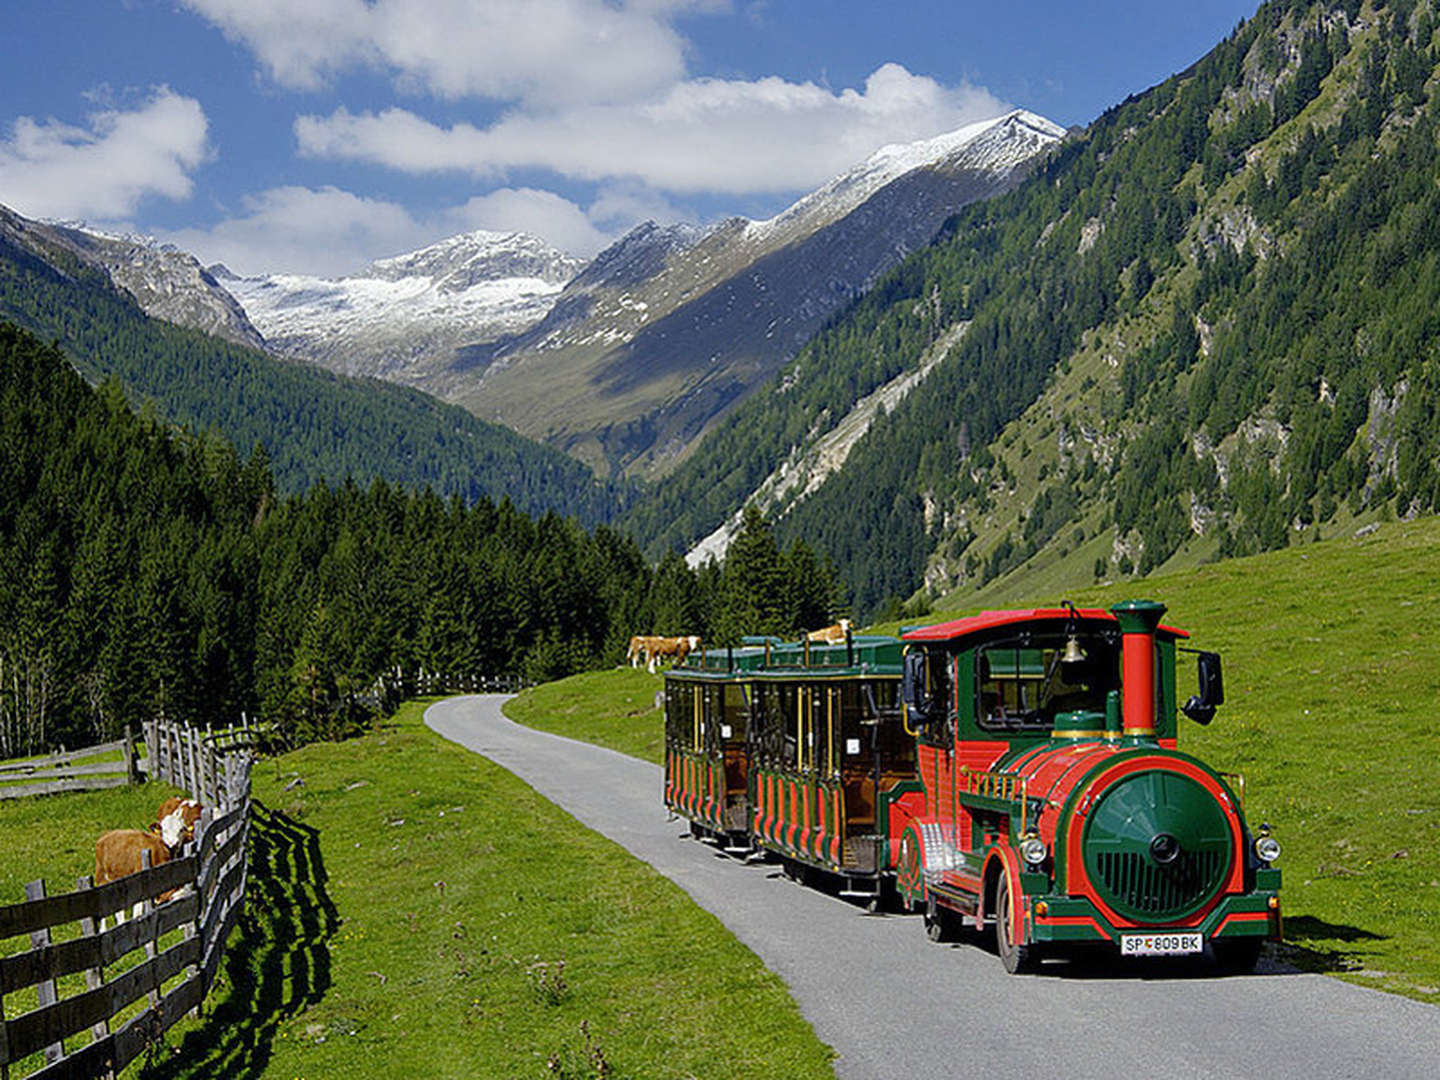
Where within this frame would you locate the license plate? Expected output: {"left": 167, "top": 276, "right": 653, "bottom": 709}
{"left": 1120, "top": 932, "right": 1203, "bottom": 956}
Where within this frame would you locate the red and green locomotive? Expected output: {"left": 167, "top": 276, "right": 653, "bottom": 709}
{"left": 662, "top": 600, "right": 1282, "bottom": 973}
{"left": 896, "top": 600, "right": 1280, "bottom": 972}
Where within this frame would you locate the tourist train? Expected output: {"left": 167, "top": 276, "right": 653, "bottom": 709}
{"left": 663, "top": 601, "right": 1281, "bottom": 973}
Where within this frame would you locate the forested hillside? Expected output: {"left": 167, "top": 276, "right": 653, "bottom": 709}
{"left": 0, "top": 211, "right": 627, "bottom": 526}
{"left": 628, "top": 0, "right": 1440, "bottom": 615}
{"left": 0, "top": 322, "right": 838, "bottom": 756}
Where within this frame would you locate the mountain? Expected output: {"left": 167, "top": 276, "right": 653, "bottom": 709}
{"left": 0, "top": 207, "right": 265, "bottom": 350}
{"left": 627, "top": 0, "right": 1440, "bottom": 616}
{"left": 0, "top": 205, "right": 628, "bottom": 525}
{"left": 221, "top": 230, "right": 584, "bottom": 383}
{"left": 456, "top": 110, "right": 1065, "bottom": 477}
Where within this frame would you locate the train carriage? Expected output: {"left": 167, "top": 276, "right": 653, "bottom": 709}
{"left": 663, "top": 640, "right": 767, "bottom": 844}
{"left": 895, "top": 600, "right": 1282, "bottom": 972}
{"left": 664, "top": 633, "right": 921, "bottom": 901}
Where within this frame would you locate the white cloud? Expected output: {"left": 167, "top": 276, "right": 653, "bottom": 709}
{"left": 161, "top": 186, "right": 439, "bottom": 277}
{"left": 157, "top": 184, "right": 654, "bottom": 277}
{"left": 296, "top": 64, "right": 1010, "bottom": 194}
{"left": 0, "top": 88, "right": 209, "bottom": 220}
{"left": 180, "top": 0, "right": 698, "bottom": 107}
{"left": 440, "top": 188, "right": 612, "bottom": 259}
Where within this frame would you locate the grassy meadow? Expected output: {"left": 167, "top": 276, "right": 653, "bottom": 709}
{"left": 61, "top": 699, "right": 828, "bottom": 1080}
{"left": 504, "top": 667, "right": 667, "bottom": 765}
{"left": 507, "top": 516, "right": 1440, "bottom": 1003}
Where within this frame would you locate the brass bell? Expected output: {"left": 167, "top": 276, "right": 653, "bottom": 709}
{"left": 1062, "top": 635, "right": 1087, "bottom": 664}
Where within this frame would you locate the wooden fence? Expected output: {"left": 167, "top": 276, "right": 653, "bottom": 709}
{"left": 366, "top": 667, "right": 527, "bottom": 711}
{"left": 0, "top": 737, "right": 137, "bottom": 803}
{"left": 0, "top": 720, "right": 253, "bottom": 1080}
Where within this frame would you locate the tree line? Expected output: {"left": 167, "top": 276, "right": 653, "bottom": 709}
{"left": 0, "top": 321, "right": 838, "bottom": 757}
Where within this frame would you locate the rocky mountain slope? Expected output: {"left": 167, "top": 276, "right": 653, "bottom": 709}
{"left": 630, "top": 0, "right": 1440, "bottom": 616}
{"left": 458, "top": 110, "right": 1065, "bottom": 477}
{"left": 0, "top": 211, "right": 628, "bottom": 525}
{"left": 0, "top": 206, "right": 265, "bottom": 350}
{"left": 222, "top": 230, "right": 584, "bottom": 384}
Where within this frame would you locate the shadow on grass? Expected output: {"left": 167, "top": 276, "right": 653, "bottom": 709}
{"left": 139, "top": 803, "right": 339, "bottom": 1079}
{"left": 1271, "top": 915, "right": 1388, "bottom": 973}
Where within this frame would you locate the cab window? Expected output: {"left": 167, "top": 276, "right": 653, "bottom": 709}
{"left": 976, "top": 633, "right": 1119, "bottom": 733}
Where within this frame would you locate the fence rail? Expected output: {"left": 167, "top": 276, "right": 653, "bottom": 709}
{"left": 0, "top": 738, "right": 137, "bottom": 803}
{"left": 0, "top": 719, "right": 252, "bottom": 1080}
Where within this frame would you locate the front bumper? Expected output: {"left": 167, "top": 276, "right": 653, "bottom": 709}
{"left": 1029, "top": 868, "right": 1282, "bottom": 946}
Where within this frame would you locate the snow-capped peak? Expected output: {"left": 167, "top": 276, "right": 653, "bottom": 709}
{"left": 745, "top": 109, "right": 1065, "bottom": 246}
{"left": 362, "top": 229, "right": 582, "bottom": 291}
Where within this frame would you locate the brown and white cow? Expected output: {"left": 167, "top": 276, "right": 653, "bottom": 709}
{"left": 153, "top": 797, "right": 204, "bottom": 843}
{"left": 805, "top": 619, "right": 852, "bottom": 645}
{"left": 626, "top": 635, "right": 651, "bottom": 668}
{"left": 643, "top": 635, "right": 701, "bottom": 674}
{"left": 95, "top": 804, "right": 189, "bottom": 925}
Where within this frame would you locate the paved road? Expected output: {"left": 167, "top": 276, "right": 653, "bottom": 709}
{"left": 427, "top": 695, "right": 1440, "bottom": 1080}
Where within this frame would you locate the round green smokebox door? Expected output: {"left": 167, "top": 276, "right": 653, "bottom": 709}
{"left": 1081, "top": 768, "right": 1232, "bottom": 923}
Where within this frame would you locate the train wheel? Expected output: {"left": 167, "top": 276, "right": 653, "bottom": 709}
{"left": 1211, "top": 937, "right": 1263, "bottom": 975}
{"left": 995, "top": 873, "right": 1036, "bottom": 974}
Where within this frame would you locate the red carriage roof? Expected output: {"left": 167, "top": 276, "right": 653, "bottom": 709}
{"left": 901, "top": 607, "right": 1189, "bottom": 643}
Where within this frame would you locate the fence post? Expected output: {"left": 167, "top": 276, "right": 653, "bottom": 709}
{"left": 24, "top": 879, "right": 63, "bottom": 1066}
{"left": 123, "top": 724, "right": 135, "bottom": 785}
{"left": 1, "top": 962, "right": 9, "bottom": 1080}
{"left": 185, "top": 725, "right": 196, "bottom": 796}
{"left": 186, "top": 810, "right": 210, "bottom": 1012}
{"left": 139, "top": 850, "right": 160, "bottom": 1012}
{"left": 76, "top": 874, "right": 113, "bottom": 1068}
{"left": 205, "top": 727, "right": 218, "bottom": 806}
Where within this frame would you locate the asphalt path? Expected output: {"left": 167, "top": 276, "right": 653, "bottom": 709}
{"left": 427, "top": 695, "right": 1440, "bottom": 1080}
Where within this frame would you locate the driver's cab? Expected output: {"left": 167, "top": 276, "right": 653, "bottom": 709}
{"left": 974, "top": 632, "right": 1121, "bottom": 735}
{"left": 903, "top": 606, "right": 1192, "bottom": 753}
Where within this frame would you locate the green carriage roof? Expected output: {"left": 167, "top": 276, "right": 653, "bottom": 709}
{"left": 670, "top": 634, "right": 903, "bottom": 680}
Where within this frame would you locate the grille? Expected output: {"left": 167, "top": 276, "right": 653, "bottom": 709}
{"left": 1094, "top": 848, "right": 1226, "bottom": 919}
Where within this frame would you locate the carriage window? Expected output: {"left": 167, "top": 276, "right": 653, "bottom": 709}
{"left": 869, "top": 682, "right": 916, "bottom": 768}
{"left": 778, "top": 684, "right": 798, "bottom": 770}
{"left": 665, "top": 685, "right": 682, "bottom": 750}
{"left": 977, "top": 634, "right": 1120, "bottom": 734}
{"left": 722, "top": 684, "right": 748, "bottom": 742}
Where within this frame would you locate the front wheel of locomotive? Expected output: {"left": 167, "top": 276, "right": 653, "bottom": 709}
{"left": 995, "top": 872, "right": 1037, "bottom": 974}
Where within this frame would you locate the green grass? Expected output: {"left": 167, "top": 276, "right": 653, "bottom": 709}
{"left": 0, "top": 778, "right": 188, "bottom": 1078}
{"left": 504, "top": 668, "right": 667, "bottom": 764}
{"left": 883, "top": 515, "right": 1440, "bottom": 1002}
{"left": 131, "top": 700, "right": 834, "bottom": 1079}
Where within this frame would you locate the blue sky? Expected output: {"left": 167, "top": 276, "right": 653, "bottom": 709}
{"left": 0, "top": 1, "right": 1262, "bottom": 276}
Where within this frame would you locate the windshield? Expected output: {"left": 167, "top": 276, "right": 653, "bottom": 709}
{"left": 976, "top": 632, "right": 1120, "bottom": 733}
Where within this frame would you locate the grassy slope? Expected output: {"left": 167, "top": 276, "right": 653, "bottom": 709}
{"left": 504, "top": 668, "right": 667, "bottom": 765}
{"left": 885, "top": 515, "right": 1440, "bottom": 1002}
{"left": 503, "top": 518, "right": 1440, "bottom": 1004}
{"left": 118, "top": 700, "right": 831, "bottom": 1079}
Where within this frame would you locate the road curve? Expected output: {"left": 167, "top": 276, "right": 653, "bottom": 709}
{"left": 427, "top": 695, "right": 1440, "bottom": 1080}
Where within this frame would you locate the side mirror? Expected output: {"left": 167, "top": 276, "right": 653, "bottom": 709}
{"left": 1182, "top": 651, "right": 1224, "bottom": 725}
{"left": 901, "top": 650, "right": 931, "bottom": 722}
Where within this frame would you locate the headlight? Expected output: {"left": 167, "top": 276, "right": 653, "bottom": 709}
{"left": 1254, "top": 834, "right": 1281, "bottom": 863}
{"left": 1019, "top": 835, "right": 1047, "bottom": 866}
